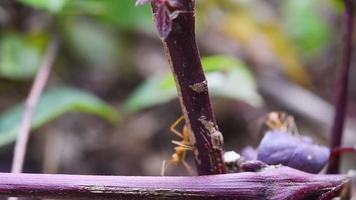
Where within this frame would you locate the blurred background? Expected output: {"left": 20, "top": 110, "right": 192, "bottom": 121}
{"left": 0, "top": 0, "right": 355, "bottom": 177}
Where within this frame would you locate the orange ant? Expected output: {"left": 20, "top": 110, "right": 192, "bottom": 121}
{"left": 263, "top": 111, "right": 299, "bottom": 135}
{"left": 161, "top": 116, "right": 193, "bottom": 176}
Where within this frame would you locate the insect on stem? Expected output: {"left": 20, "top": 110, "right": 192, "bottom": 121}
{"left": 145, "top": 0, "right": 226, "bottom": 175}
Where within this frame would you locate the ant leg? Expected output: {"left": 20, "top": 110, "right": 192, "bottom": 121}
{"left": 287, "top": 116, "right": 300, "bottom": 136}
{"left": 161, "top": 153, "right": 180, "bottom": 176}
{"left": 171, "top": 140, "right": 193, "bottom": 150}
{"left": 161, "top": 160, "right": 169, "bottom": 176}
{"left": 265, "top": 120, "right": 277, "bottom": 130}
{"left": 181, "top": 150, "right": 193, "bottom": 175}
{"left": 170, "top": 116, "right": 185, "bottom": 138}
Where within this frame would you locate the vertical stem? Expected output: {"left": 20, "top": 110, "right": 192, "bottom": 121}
{"left": 150, "top": 0, "right": 225, "bottom": 175}
{"left": 11, "top": 36, "right": 58, "bottom": 173}
{"left": 327, "top": 0, "right": 354, "bottom": 174}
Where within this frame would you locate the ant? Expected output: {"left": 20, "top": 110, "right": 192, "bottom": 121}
{"left": 262, "top": 111, "right": 299, "bottom": 135}
{"left": 161, "top": 116, "right": 193, "bottom": 176}
{"left": 223, "top": 111, "right": 299, "bottom": 173}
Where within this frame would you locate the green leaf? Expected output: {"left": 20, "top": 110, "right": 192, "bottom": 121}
{"left": 0, "top": 33, "right": 43, "bottom": 80}
{"left": 283, "top": 0, "right": 331, "bottom": 56}
{"left": 203, "top": 56, "right": 263, "bottom": 106}
{"left": 122, "top": 55, "right": 262, "bottom": 113}
{"left": 64, "top": 19, "right": 121, "bottom": 69}
{"left": 19, "top": 0, "right": 68, "bottom": 13}
{"left": 0, "top": 87, "right": 118, "bottom": 147}
{"left": 67, "top": 0, "right": 153, "bottom": 31}
{"left": 330, "top": 0, "right": 345, "bottom": 12}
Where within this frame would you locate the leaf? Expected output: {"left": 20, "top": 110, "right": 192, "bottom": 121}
{"left": 0, "top": 33, "right": 44, "bottom": 80}
{"left": 19, "top": 0, "right": 68, "bottom": 13}
{"left": 122, "top": 55, "right": 262, "bottom": 113}
{"left": 63, "top": 19, "right": 121, "bottom": 69}
{"left": 122, "top": 75, "right": 177, "bottom": 114}
{"left": 257, "top": 130, "right": 330, "bottom": 173}
{"left": 330, "top": 0, "right": 345, "bottom": 12}
{"left": 0, "top": 87, "right": 118, "bottom": 147}
{"left": 154, "top": 3, "right": 172, "bottom": 38}
{"left": 67, "top": 0, "right": 153, "bottom": 31}
{"left": 203, "top": 56, "right": 262, "bottom": 106}
{"left": 283, "top": 0, "right": 331, "bottom": 56}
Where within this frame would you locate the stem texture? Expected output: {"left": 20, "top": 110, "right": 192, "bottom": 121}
{"left": 0, "top": 166, "right": 348, "bottom": 199}
{"left": 150, "top": 0, "right": 225, "bottom": 175}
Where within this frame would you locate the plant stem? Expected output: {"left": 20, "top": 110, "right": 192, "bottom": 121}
{"left": 11, "top": 35, "right": 58, "bottom": 173}
{"left": 330, "top": 146, "right": 356, "bottom": 157}
{"left": 327, "top": 0, "right": 354, "bottom": 174}
{"left": 0, "top": 166, "right": 348, "bottom": 199}
{"left": 150, "top": 0, "right": 225, "bottom": 175}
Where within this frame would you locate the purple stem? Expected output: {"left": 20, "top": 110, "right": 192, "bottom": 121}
{"left": 0, "top": 166, "right": 348, "bottom": 199}
{"left": 331, "top": 146, "right": 356, "bottom": 157}
{"left": 328, "top": 0, "right": 354, "bottom": 174}
{"left": 149, "top": 0, "right": 225, "bottom": 175}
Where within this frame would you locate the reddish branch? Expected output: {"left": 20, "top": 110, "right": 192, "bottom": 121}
{"left": 328, "top": 0, "right": 354, "bottom": 174}
{"left": 11, "top": 36, "right": 58, "bottom": 173}
{"left": 0, "top": 166, "right": 348, "bottom": 199}
{"left": 149, "top": 0, "right": 225, "bottom": 175}
{"left": 331, "top": 146, "right": 356, "bottom": 157}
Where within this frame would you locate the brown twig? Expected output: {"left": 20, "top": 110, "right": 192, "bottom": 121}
{"left": 327, "top": 0, "right": 354, "bottom": 174}
{"left": 147, "top": 0, "right": 225, "bottom": 175}
{"left": 10, "top": 35, "right": 59, "bottom": 173}
{"left": 0, "top": 166, "right": 349, "bottom": 199}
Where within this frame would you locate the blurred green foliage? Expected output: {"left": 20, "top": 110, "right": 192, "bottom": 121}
{"left": 0, "top": 0, "right": 341, "bottom": 148}
{"left": 19, "top": 0, "right": 153, "bottom": 30}
{"left": 63, "top": 19, "right": 121, "bottom": 69}
{"left": 202, "top": 56, "right": 261, "bottom": 106}
{"left": 67, "top": 0, "right": 153, "bottom": 31}
{"left": 123, "top": 55, "right": 262, "bottom": 113}
{"left": 19, "top": 0, "right": 68, "bottom": 13}
{"left": 0, "top": 33, "right": 45, "bottom": 79}
{"left": 0, "top": 87, "right": 118, "bottom": 147}
{"left": 217, "top": 0, "right": 333, "bottom": 86}
{"left": 283, "top": 0, "right": 331, "bottom": 57}
{"left": 5, "top": 0, "right": 153, "bottom": 80}
{"left": 7, "top": 0, "right": 334, "bottom": 82}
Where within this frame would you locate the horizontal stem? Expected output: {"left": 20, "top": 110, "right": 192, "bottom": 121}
{"left": 331, "top": 146, "right": 356, "bottom": 157}
{"left": 0, "top": 166, "right": 348, "bottom": 199}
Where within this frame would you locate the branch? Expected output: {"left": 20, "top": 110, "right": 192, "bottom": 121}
{"left": 149, "top": 0, "right": 225, "bottom": 175}
{"left": 328, "top": 0, "right": 354, "bottom": 174}
{"left": 331, "top": 145, "right": 356, "bottom": 157}
{"left": 0, "top": 166, "right": 349, "bottom": 199}
{"left": 11, "top": 35, "right": 59, "bottom": 173}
